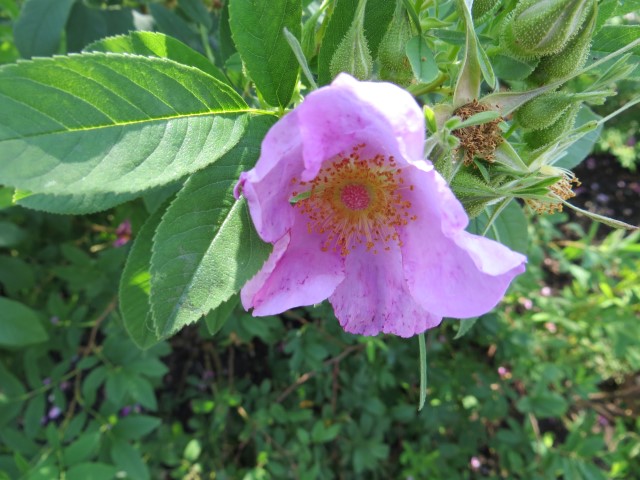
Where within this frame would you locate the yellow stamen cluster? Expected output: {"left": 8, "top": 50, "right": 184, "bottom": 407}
{"left": 526, "top": 169, "right": 581, "bottom": 214}
{"left": 292, "top": 145, "right": 416, "bottom": 256}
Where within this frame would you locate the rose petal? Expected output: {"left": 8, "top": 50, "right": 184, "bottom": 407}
{"left": 401, "top": 168, "right": 526, "bottom": 318}
{"left": 239, "top": 74, "right": 428, "bottom": 243}
{"left": 330, "top": 242, "right": 442, "bottom": 337}
{"left": 242, "top": 213, "right": 345, "bottom": 316}
{"left": 330, "top": 74, "right": 426, "bottom": 163}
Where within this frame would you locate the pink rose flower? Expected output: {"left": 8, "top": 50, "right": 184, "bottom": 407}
{"left": 235, "top": 74, "right": 526, "bottom": 337}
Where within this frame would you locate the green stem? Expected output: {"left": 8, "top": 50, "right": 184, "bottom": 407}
{"left": 408, "top": 71, "right": 449, "bottom": 96}
{"left": 481, "top": 198, "right": 512, "bottom": 237}
{"left": 199, "top": 24, "right": 216, "bottom": 65}
{"left": 418, "top": 332, "right": 428, "bottom": 411}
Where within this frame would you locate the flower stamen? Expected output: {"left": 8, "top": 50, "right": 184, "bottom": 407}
{"left": 293, "top": 145, "right": 416, "bottom": 256}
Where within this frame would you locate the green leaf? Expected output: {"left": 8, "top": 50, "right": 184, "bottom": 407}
{"left": 218, "top": 1, "right": 236, "bottom": 64}
{"left": 0, "top": 221, "right": 25, "bottom": 247}
{"left": 592, "top": 25, "right": 640, "bottom": 58}
{"left": 66, "top": 463, "right": 118, "bottom": 480}
{"left": 453, "top": 0, "right": 486, "bottom": 107}
{"left": 183, "top": 439, "right": 202, "bottom": 462}
{"left": 453, "top": 110, "right": 502, "bottom": 130}
{"left": 85, "top": 31, "right": 227, "bottom": 85}
{"left": 0, "top": 361, "right": 25, "bottom": 427}
{"left": 0, "top": 186, "right": 13, "bottom": 209}
{"left": 111, "top": 415, "right": 161, "bottom": 440}
{"left": 148, "top": 3, "right": 201, "bottom": 50}
{"left": 16, "top": 190, "right": 139, "bottom": 215}
{"left": 0, "top": 0, "right": 20, "bottom": 18}
{"left": 468, "top": 201, "right": 529, "bottom": 254}
{"left": 595, "top": 0, "right": 619, "bottom": 34}
{"left": 283, "top": 27, "right": 318, "bottom": 90}
{"left": 22, "top": 394, "right": 44, "bottom": 439}
{"left": 65, "top": 2, "right": 134, "bottom": 53}
{"left": 63, "top": 432, "right": 101, "bottom": 465}
{"left": 554, "top": 107, "right": 603, "bottom": 170}
{"left": 150, "top": 116, "right": 274, "bottom": 337}
{"left": 491, "top": 54, "right": 538, "bottom": 81}
{"left": 454, "top": 317, "right": 479, "bottom": 339}
{"left": 204, "top": 294, "right": 239, "bottom": 336}
{"left": 317, "top": 0, "right": 395, "bottom": 85}
{"left": 179, "top": 0, "right": 213, "bottom": 30}
{"left": 13, "top": 0, "right": 76, "bottom": 58}
{"left": 560, "top": 200, "right": 638, "bottom": 231}
{"left": 229, "top": 0, "right": 301, "bottom": 107}
{"left": 0, "top": 53, "right": 254, "bottom": 196}
{"left": 615, "top": 0, "right": 640, "bottom": 17}
{"left": 0, "top": 256, "right": 35, "bottom": 295}
{"left": 110, "top": 438, "right": 150, "bottom": 480}
{"left": 516, "top": 391, "right": 568, "bottom": 417}
{"left": 119, "top": 200, "right": 173, "bottom": 349}
{"left": 405, "top": 36, "right": 439, "bottom": 84}
{"left": 0, "top": 297, "right": 48, "bottom": 348}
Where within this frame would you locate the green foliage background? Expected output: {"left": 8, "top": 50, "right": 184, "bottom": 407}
{"left": 0, "top": 0, "right": 639, "bottom": 478}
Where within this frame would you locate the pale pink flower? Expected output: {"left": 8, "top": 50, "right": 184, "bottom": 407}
{"left": 113, "top": 219, "right": 132, "bottom": 247}
{"left": 235, "top": 74, "right": 526, "bottom": 337}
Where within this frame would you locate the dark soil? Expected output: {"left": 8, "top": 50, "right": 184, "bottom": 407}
{"left": 570, "top": 153, "right": 640, "bottom": 231}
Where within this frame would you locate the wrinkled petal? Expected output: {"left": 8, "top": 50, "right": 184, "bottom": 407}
{"left": 401, "top": 168, "right": 527, "bottom": 318}
{"left": 299, "top": 74, "right": 426, "bottom": 176}
{"left": 330, "top": 243, "right": 442, "bottom": 337}
{"left": 242, "top": 213, "right": 345, "bottom": 316}
{"left": 238, "top": 74, "right": 428, "bottom": 243}
{"left": 235, "top": 112, "right": 304, "bottom": 243}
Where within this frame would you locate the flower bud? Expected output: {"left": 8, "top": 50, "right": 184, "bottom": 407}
{"left": 501, "top": 0, "right": 594, "bottom": 59}
{"left": 472, "top": 0, "right": 502, "bottom": 24}
{"left": 515, "top": 88, "right": 607, "bottom": 131}
{"left": 523, "top": 102, "right": 580, "bottom": 150}
{"left": 378, "top": 0, "right": 414, "bottom": 86}
{"left": 514, "top": 92, "right": 575, "bottom": 130}
{"left": 450, "top": 170, "right": 497, "bottom": 218}
{"left": 330, "top": 0, "right": 373, "bottom": 80}
{"left": 529, "top": 2, "right": 596, "bottom": 84}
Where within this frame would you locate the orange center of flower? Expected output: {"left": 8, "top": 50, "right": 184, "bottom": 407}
{"left": 291, "top": 145, "right": 416, "bottom": 256}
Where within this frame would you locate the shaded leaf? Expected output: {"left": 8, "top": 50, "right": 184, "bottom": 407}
{"left": 150, "top": 116, "right": 274, "bottom": 337}
{"left": 13, "top": 0, "right": 76, "bottom": 58}
{"left": 0, "top": 297, "right": 48, "bottom": 348}
{"left": 66, "top": 2, "right": 134, "bottom": 53}
{"left": 229, "top": 0, "right": 301, "bottom": 107}
{"left": 119, "top": 199, "right": 173, "bottom": 349}
{"left": 204, "top": 294, "right": 239, "bottom": 336}
{"left": 405, "top": 35, "right": 439, "bottom": 84}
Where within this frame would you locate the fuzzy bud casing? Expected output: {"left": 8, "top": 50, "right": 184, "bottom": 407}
{"left": 330, "top": 0, "right": 373, "bottom": 80}
{"left": 523, "top": 102, "right": 581, "bottom": 150}
{"left": 530, "top": 1, "right": 596, "bottom": 84}
{"left": 377, "top": 0, "right": 414, "bottom": 85}
{"left": 514, "top": 92, "right": 575, "bottom": 130}
{"left": 501, "top": 0, "right": 593, "bottom": 59}
{"left": 472, "top": 0, "right": 502, "bottom": 24}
